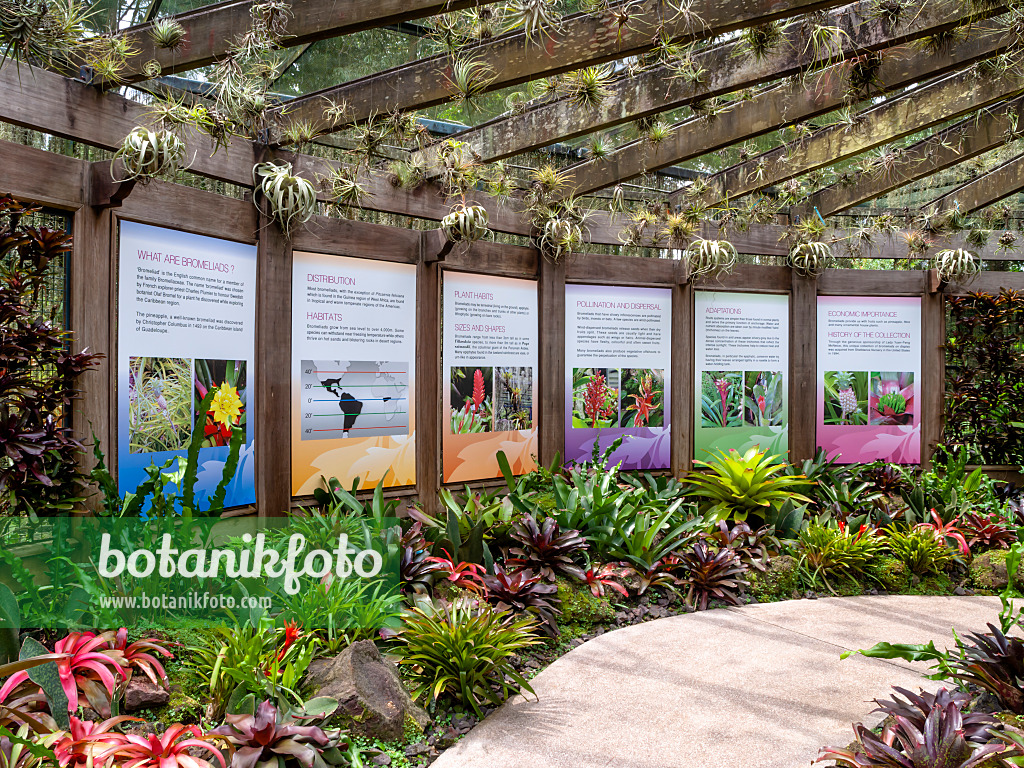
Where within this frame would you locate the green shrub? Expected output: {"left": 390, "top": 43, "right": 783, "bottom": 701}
{"left": 746, "top": 555, "right": 799, "bottom": 602}
{"left": 555, "top": 577, "right": 615, "bottom": 627}
{"left": 396, "top": 604, "right": 540, "bottom": 717}
{"left": 687, "top": 448, "right": 812, "bottom": 522}
{"left": 796, "top": 523, "right": 883, "bottom": 591}
{"left": 886, "top": 528, "right": 956, "bottom": 576}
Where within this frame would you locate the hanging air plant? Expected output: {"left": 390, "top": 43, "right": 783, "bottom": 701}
{"left": 149, "top": 17, "right": 186, "bottom": 50}
{"left": 114, "top": 126, "right": 186, "bottom": 182}
{"left": 252, "top": 161, "right": 316, "bottom": 237}
{"left": 933, "top": 248, "right": 980, "bottom": 284}
{"left": 538, "top": 216, "right": 584, "bottom": 262}
{"left": 684, "top": 238, "right": 737, "bottom": 280}
{"left": 441, "top": 203, "right": 490, "bottom": 243}
{"left": 789, "top": 241, "right": 831, "bottom": 278}
{"left": 609, "top": 184, "right": 626, "bottom": 214}
{"left": 508, "top": 0, "right": 561, "bottom": 43}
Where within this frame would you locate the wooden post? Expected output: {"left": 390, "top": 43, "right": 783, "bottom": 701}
{"left": 415, "top": 237, "right": 441, "bottom": 514}
{"left": 789, "top": 273, "right": 817, "bottom": 462}
{"left": 922, "top": 276, "right": 945, "bottom": 467}
{"left": 671, "top": 279, "right": 693, "bottom": 475}
{"left": 255, "top": 213, "right": 292, "bottom": 517}
{"left": 71, "top": 204, "right": 114, "bottom": 486}
{"left": 538, "top": 253, "right": 566, "bottom": 467}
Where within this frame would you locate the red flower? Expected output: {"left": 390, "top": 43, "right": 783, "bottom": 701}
{"left": 472, "top": 369, "right": 485, "bottom": 409}
{"left": 583, "top": 374, "right": 616, "bottom": 427}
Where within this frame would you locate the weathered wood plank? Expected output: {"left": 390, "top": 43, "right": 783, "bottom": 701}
{"left": 255, "top": 213, "right": 292, "bottom": 516}
{"left": 817, "top": 269, "right": 927, "bottom": 295}
{"left": 412, "top": 0, "right": 995, "bottom": 169}
{"left": 415, "top": 238, "right": 442, "bottom": 515}
{"left": 928, "top": 150, "right": 1024, "bottom": 214}
{"left": 115, "top": 174, "right": 259, "bottom": 243}
{"left": 565, "top": 252, "right": 684, "bottom": 285}
{"left": 113, "top": 0, "right": 505, "bottom": 86}
{"left": 672, "top": 281, "right": 692, "bottom": 475}
{"left": 277, "top": 0, "right": 848, "bottom": 131}
{"left": 442, "top": 241, "right": 538, "bottom": 279}
{"left": 539, "top": 255, "right": 566, "bottom": 467}
{"left": 790, "top": 273, "right": 816, "bottom": 462}
{"left": 921, "top": 282, "right": 944, "bottom": 467}
{"left": 559, "top": 30, "right": 1010, "bottom": 199}
{"left": 696, "top": 68, "right": 1024, "bottom": 207}
{"left": 808, "top": 97, "right": 1024, "bottom": 216}
{"left": 944, "top": 271, "right": 1024, "bottom": 294}
{"left": 71, "top": 204, "right": 114, "bottom": 498}
{"left": 692, "top": 264, "right": 793, "bottom": 292}
{"left": 290, "top": 213, "right": 420, "bottom": 261}
{"left": 0, "top": 140, "right": 88, "bottom": 208}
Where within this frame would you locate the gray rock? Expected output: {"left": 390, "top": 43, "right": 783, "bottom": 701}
{"left": 371, "top": 755, "right": 392, "bottom": 766}
{"left": 305, "top": 640, "right": 430, "bottom": 741}
{"left": 123, "top": 678, "right": 169, "bottom": 712}
{"left": 404, "top": 742, "right": 430, "bottom": 758}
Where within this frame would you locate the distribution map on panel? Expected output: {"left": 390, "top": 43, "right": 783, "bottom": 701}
{"left": 299, "top": 360, "right": 409, "bottom": 440}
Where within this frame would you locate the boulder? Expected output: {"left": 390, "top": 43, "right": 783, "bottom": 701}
{"left": 747, "top": 555, "right": 800, "bottom": 602}
{"left": 970, "top": 549, "right": 1022, "bottom": 591}
{"left": 305, "top": 641, "right": 430, "bottom": 741}
{"left": 123, "top": 678, "right": 170, "bottom": 712}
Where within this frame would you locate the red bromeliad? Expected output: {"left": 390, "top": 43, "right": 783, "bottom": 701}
{"left": 627, "top": 375, "right": 656, "bottom": 427}
{"left": 583, "top": 374, "right": 615, "bottom": 427}
{"left": 714, "top": 379, "right": 730, "bottom": 426}
{"left": 472, "top": 369, "right": 485, "bottom": 410}
{"left": 96, "top": 724, "right": 226, "bottom": 768}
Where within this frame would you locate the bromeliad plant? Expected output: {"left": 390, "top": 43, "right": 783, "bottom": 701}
{"left": 396, "top": 603, "right": 540, "bottom": 717}
{"left": 797, "top": 522, "right": 885, "bottom": 592}
{"left": 674, "top": 541, "right": 747, "bottom": 611}
{"left": 950, "top": 624, "right": 1024, "bottom": 714}
{"left": 114, "top": 127, "right": 186, "bottom": 182}
{"left": 687, "top": 448, "right": 811, "bottom": 523}
{"left": 252, "top": 162, "right": 317, "bottom": 238}
{"left": 684, "top": 239, "right": 737, "bottom": 280}
{"left": 505, "top": 516, "right": 587, "bottom": 581}
{"left": 480, "top": 565, "right": 560, "bottom": 634}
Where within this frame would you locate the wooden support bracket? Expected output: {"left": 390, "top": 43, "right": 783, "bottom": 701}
{"left": 89, "top": 161, "right": 137, "bottom": 211}
{"left": 419, "top": 228, "right": 452, "bottom": 263}
{"left": 927, "top": 268, "right": 944, "bottom": 295}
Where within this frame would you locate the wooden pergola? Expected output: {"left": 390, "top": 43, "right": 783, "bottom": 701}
{"left": 4, "top": 0, "right": 1024, "bottom": 514}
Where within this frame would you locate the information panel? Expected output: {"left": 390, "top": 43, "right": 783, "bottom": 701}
{"left": 816, "top": 296, "right": 922, "bottom": 464}
{"left": 117, "top": 221, "right": 257, "bottom": 508}
{"left": 564, "top": 284, "right": 672, "bottom": 469}
{"left": 442, "top": 272, "right": 538, "bottom": 482}
{"left": 291, "top": 252, "right": 417, "bottom": 494}
{"left": 695, "top": 291, "right": 790, "bottom": 461}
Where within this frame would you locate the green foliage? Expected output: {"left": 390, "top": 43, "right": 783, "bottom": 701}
{"left": 687, "top": 448, "right": 812, "bottom": 522}
{"left": 747, "top": 555, "right": 799, "bottom": 602}
{"left": 796, "top": 523, "right": 884, "bottom": 592}
{"left": 592, "top": 500, "right": 703, "bottom": 574}
{"left": 396, "top": 604, "right": 540, "bottom": 717}
{"left": 886, "top": 527, "right": 957, "bottom": 576}
{"left": 554, "top": 577, "right": 615, "bottom": 627}
{"left": 185, "top": 624, "right": 314, "bottom": 721}
{"left": 945, "top": 290, "right": 1024, "bottom": 465}
{"left": 867, "top": 555, "right": 911, "bottom": 592}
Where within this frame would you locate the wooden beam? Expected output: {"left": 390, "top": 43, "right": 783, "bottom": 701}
{"left": 255, "top": 212, "right": 292, "bottom": 516}
{"left": 559, "top": 29, "right": 1011, "bottom": 199}
{"left": 926, "top": 150, "right": 1024, "bottom": 213}
{"left": 807, "top": 96, "right": 1024, "bottom": 216}
{"left": 790, "top": 273, "right": 816, "bottom": 462}
{"left": 921, "top": 284, "right": 944, "bottom": 466}
{"left": 412, "top": 0, "right": 997, "bottom": 169}
{"left": 694, "top": 68, "right": 1024, "bottom": 208}
{"left": 416, "top": 235, "right": 442, "bottom": 515}
{"left": 110, "top": 0, "right": 506, "bottom": 86}
{"left": 276, "top": 0, "right": 848, "bottom": 132}
{"left": 538, "top": 254, "right": 565, "bottom": 467}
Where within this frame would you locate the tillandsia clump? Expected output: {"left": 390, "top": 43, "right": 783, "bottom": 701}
{"left": 789, "top": 240, "right": 831, "bottom": 278}
{"left": 684, "top": 238, "right": 738, "bottom": 280}
{"left": 114, "top": 127, "right": 186, "bottom": 183}
{"left": 934, "top": 247, "right": 981, "bottom": 284}
{"left": 253, "top": 161, "right": 317, "bottom": 237}
{"left": 149, "top": 17, "right": 186, "bottom": 50}
{"left": 441, "top": 203, "right": 490, "bottom": 243}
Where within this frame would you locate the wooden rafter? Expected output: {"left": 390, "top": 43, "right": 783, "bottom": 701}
{"left": 274, "top": 0, "right": 848, "bottom": 134}
{"left": 410, "top": 0, "right": 1003, "bottom": 170}
{"left": 110, "top": 0, "right": 506, "bottom": 86}
{"left": 556, "top": 29, "right": 1012, "bottom": 200}
{"left": 926, "top": 150, "right": 1024, "bottom": 213}
{"left": 687, "top": 67, "right": 1024, "bottom": 208}
{"left": 807, "top": 96, "right": 1024, "bottom": 215}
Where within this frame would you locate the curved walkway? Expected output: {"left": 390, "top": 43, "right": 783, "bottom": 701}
{"left": 433, "top": 595, "right": 1001, "bottom": 768}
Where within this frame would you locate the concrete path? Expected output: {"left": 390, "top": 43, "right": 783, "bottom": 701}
{"left": 432, "top": 595, "right": 1002, "bottom": 768}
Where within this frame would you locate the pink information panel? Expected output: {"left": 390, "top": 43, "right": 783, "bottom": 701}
{"left": 816, "top": 296, "right": 921, "bottom": 464}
